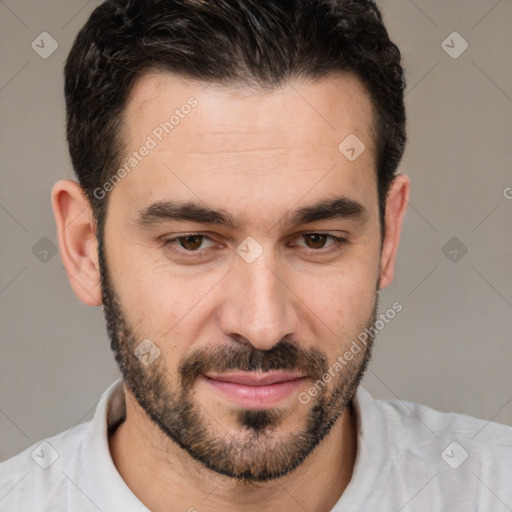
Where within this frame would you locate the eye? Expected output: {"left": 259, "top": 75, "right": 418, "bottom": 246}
{"left": 161, "top": 232, "right": 347, "bottom": 260}
{"left": 293, "top": 233, "right": 347, "bottom": 251}
{"left": 163, "top": 234, "right": 216, "bottom": 253}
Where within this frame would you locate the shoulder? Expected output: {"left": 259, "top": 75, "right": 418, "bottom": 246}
{"left": 373, "top": 389, "right": 512, "bottom": 433}
{"left": 0, "top": 379, "right": 143, "bottom": 512}
{"left": 374, "top": 391, "right": 512, "bottom": 452}
{"left": 352, "top": 387, "right": 512, "bottom": 509}
{"left": 0, "top": 422, "right": 92, "bottom": 511}
{"left": 368, "top": 389, "right": 512, "bottom": 466}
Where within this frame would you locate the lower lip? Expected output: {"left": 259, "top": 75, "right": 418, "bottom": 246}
{"left": 201, "top": 376, "right": 307, "bottom": 409}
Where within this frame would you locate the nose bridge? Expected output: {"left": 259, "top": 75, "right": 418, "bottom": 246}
{"left": 220, "top": 247, "right": 298, "bottom": 350}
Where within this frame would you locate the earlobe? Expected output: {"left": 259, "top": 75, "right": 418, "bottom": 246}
{"left": 378, "top": 174, "right": 410, "bottom": 290}
{"left": 51, "top": 179, "right": 103, "bottom": 306}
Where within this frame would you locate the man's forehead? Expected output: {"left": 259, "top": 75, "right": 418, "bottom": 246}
{"left": 123, "top": 70, "right": 376, "bottom": 150}
{"left": 112, "top": 69, "right": 379, "bottom": 221}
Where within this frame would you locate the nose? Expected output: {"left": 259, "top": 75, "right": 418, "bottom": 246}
{"left": 219, "top": 250, "right": 299, "bottom": 351}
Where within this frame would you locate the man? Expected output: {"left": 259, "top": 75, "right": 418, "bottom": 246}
{"left": 1, "top": 0, "right": 510, "bottom": 510}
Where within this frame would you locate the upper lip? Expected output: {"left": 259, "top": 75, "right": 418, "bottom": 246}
{"left": 204, "top": 371, "right": 306, "bottom": 386}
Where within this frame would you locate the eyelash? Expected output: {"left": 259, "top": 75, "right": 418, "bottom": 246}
{"left": 161, "top": 233, "right": 348, "bottom": 258}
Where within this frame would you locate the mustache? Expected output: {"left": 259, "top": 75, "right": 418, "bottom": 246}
{"left": 178, "top": 340, "right": 329, "bottom": 389}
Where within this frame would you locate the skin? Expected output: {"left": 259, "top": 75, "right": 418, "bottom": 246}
{"left": 52, "top": 71, "right": 409, "bottom": 511}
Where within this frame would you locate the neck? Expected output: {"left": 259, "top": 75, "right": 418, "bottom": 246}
{"left": 109, "top": 385, "right": 357, "bottom": 512}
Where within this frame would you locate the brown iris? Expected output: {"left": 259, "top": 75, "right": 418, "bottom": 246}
{"left": 303, "top": 234, "right": 328, "bottom": 249}
{"left": 179, "top": 235, "right": 204, "bottom": 250}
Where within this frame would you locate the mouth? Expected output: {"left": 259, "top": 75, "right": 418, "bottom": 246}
{"left": 201, "top": 371, "right": 308, "bottom": 409}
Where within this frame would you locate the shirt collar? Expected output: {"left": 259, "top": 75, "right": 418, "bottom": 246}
{"left": 84, "top": 378, "right": 148, "bottom": 511}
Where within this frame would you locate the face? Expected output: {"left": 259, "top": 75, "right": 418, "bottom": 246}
{"left": 98, "top": 72, "right": 382, "bottom": 483}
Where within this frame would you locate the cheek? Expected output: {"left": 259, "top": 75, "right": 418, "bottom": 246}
{"left": 116, "top": 259, "right": 224, "bottom": 353}
{"left": 290, "top": 263, "right": 377, "bottom": 349}
{"left": 316, "top": 278, "right": 374, "bottom": 322}
{"left": 122, "top": 272, "right": 189, "bottom": 337}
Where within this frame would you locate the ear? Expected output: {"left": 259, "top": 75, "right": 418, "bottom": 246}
{"left": 51, "top": 179, "right": 102, "bottom": 306}
{"left": 378, "top": 174, "right": 410, "bottom": 290}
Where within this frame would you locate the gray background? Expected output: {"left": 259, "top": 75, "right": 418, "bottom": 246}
{"left": 1, "top": 0, "right": 511, "bottom": 462}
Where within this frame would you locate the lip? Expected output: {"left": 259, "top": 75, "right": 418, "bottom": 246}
{"left": 201, "top": 371, "right": 307, "bottom": 409}
{"left": 204, "top": 370, "right": 306, "bottom": 386}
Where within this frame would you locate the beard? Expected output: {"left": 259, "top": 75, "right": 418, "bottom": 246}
{"left": 97, "top": 228, "right": 377, "bottom": 484}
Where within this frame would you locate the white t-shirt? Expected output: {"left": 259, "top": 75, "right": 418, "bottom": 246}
{"left": 1, "top": 379, "right": 511, "bottom": 511}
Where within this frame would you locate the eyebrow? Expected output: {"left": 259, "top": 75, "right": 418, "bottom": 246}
{"left": 135, "top": 196, "right": 366, "bottom": 231}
